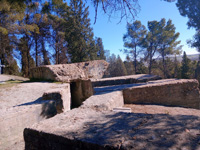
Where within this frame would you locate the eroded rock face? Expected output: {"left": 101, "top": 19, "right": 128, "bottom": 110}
{"left": 30, "top": 60, "right": 109, "bottom": 82}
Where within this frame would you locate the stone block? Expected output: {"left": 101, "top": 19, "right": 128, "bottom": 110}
{"left": 30, "top": 60, "right": 109, "bottom": 82}
{"left": 81, "top": 91, "right": 124, "bottom": 111}
{"left": 42, "top": 83, "right": 71, "bottom": 112}
{"left": 123, "top": 79, "right": 200, "bottom": 109}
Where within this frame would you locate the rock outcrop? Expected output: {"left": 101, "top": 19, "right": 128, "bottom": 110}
{"left": 30, "top": 60, "right": 109, "bottom": 82}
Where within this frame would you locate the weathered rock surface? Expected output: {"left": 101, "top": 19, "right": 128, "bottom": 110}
{"left": 81, "top": 91, "right": 124, "bottom": 111}
{"left": 92, "top": 74, "right": 161, "bottom": 87}
{"left": 123, "top": 79, "right": 200, "bottom": 109}
{"left": 30, "top": 60, "right": 109, "bottom": 82}
{"left": 42, "top": 84, "right": 71, "bottom": 113}
{"left": 24, "top": 96, "right": 200, "bottom": 150}
{"left": 21, "top": 78, "right": 200, "bottom": 150}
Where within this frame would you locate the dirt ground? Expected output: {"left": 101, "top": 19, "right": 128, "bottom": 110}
{"left": 0, "top": 74, "right": 29, "bottom": 82}
{"left": 0, "top": 75, "right": 65, "bottom": 150}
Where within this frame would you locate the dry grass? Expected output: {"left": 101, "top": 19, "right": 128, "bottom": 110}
{"left": 0, "top": 80, "right": 22, "bottom": 89}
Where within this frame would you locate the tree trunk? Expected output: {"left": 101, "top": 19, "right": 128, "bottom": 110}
{"left": 149, "top": 46, "right": 153, "bottom": 75}
{"left": 162, "top": 50, "right": 166, "bottom": 78}
{"left": 134, "top": 45, "right": 137, "bottom": 74}
{"left": 41, "top": 39, "right": 50, "bottom": 65}
{"left": 35, "top": 35, "right": 38, "bottom": 67}
{"left": 1, "top": 53, "right": 4, "bottom": 74}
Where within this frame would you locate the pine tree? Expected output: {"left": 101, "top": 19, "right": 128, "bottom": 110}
{"left": 124, "top": 55, "right": 134, "bottom": 75}
{"left": 65, "top": 0, "right": 95, "bottom": 63}
{"left": 173, "top": 55, "right": 181, "bottom": 78}
{"left": 115, "top": 55, "right": 127, "bottom": 76}
{"left": 143, "top": 20, "right": 160, "bottom": 74}
{"left": 181, "top": 51, "right": 191, "bottom": 79}
{"left": 107, "top": 54, "right": 127, "bottom": 77}
{"left": 96, "top": 37, "right": 105, "bottom": 60}
{"left": 123, "top": 20, "right": 146, "bottom": 74}
{"left": 157, "top": 19, "right": 182, "bottom": 78}
{"left": 195, "top": 55, "right": 200, "bottom": 83}
{"left": 48, "top": 1, "right": 69, "bottom": 64}
{"left": 0, "top": 0, "right": 25, "bottom": 74}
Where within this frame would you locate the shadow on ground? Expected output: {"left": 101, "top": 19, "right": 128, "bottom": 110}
{"left": 64, "top": 113, "right": 200, "bottom": 149}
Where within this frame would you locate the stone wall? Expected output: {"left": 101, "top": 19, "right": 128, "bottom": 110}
{"left": 30, "top": 60, "right": 109, "bottom": 82}
{"left": 123, "top": 79, "right": 200, "bottom": 109}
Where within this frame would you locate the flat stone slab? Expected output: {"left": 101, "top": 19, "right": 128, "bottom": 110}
{"left": 92, "top": 74, "right": 161, "bottom": 87}
{"left": 24, "top": 107, "right": 200, "bottom": 150}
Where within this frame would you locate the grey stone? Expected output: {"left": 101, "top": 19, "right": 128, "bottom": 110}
{"left": 30, "top": 60, "right": 109, "bottom": 82}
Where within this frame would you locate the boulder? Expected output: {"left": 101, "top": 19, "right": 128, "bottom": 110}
{"left": 30, "top": 60, "right": 109, "bottom": 82}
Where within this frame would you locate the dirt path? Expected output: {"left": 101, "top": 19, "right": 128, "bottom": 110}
{"left": 0, "top": 74, "right": 29, "bottom": 82}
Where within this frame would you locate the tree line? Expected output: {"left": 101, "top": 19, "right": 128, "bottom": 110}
{"left": 106, "top": 51, "right": 199, "bottom": 81}
{"left": 105, "top": 17, "right": 200, "bottom": 81}
{"left": 0, "top": 0, "right": 106, "bottom": 77}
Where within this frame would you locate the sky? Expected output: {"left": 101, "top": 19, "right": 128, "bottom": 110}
{"left": 87, "top": 0, "right": 199, "bottom": 60}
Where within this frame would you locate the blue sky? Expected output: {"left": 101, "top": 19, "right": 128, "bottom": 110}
{"left": 88, "top": 0, "right": 198, "bottom": 60}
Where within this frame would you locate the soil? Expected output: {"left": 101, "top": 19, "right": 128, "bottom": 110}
{"left": 0, "top": 75, "right": 65, "bottom": 150}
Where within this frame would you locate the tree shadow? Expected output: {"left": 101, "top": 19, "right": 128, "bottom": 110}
{"left": 13, "top": 97, "right": 57, "bottom": 119}
{"left": 62, "top": 112, "right": 200, "bottom": 149}
{"left": 13, "top": 97, "right": 49, "bottom": 107}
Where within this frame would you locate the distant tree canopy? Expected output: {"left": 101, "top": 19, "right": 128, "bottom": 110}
{"left": 123, "top": 18, "right": 182, "bottom": 76}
